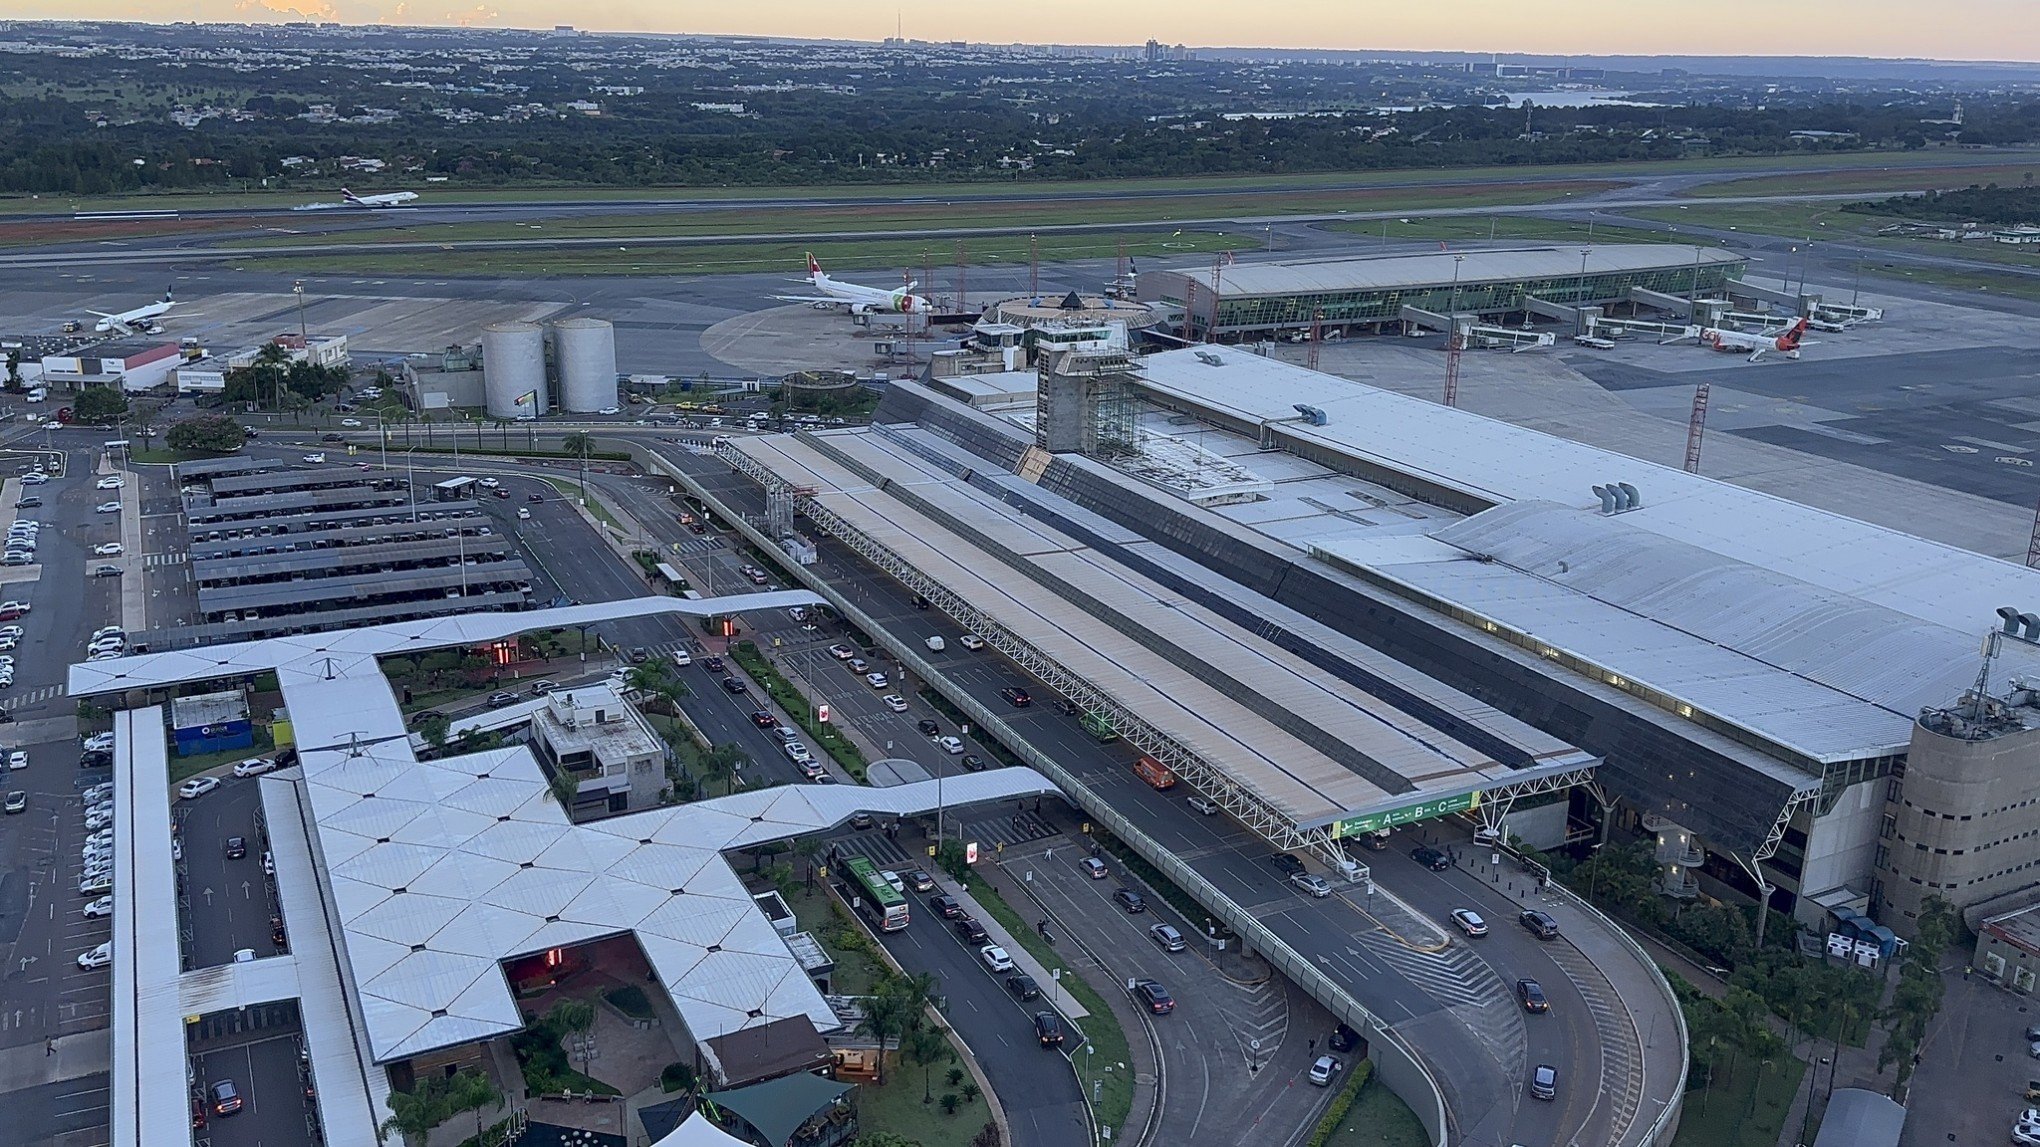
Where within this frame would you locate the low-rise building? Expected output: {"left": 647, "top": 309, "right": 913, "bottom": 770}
{"left": 226, "top": 333, "right": 349, "bottom": 370}
{"left": 40, "top": 340, "right": 179, "bottom": 391}
{"left": 173, "top": 357, "right": 228, "bottom": 395}
{"left": 527, "top": 681, "right": 667, "bottom": 816}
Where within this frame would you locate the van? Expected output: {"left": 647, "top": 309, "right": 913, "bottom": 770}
{"left": 924, "top": 635, "right": 945, "bottom": 652}
{"left": 102, "top": 440, "right": 130, "bottom": 452}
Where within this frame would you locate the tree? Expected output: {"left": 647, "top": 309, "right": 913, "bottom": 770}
{"left": 851, "top": 1133, "right": 923, "bottom": 1147}
{"left": 3, "top": 349, "right": 20, "bottom": 391}
{"left": 447, "top": 1069, "right": 501, "bottom": 1143}
{"left": 167, "top": 415, "right": 246, "bottom": 453}
{"left": 416, "top": 713, "right": 451, "bottom": 748}
{"left": 903, "top": 1020, "right": 948, "bottom": 1102}
{"left": 561, "top": 430, "right": 595, "bottom": 458}
{"left": 73, "top": 385, "right": 129, "bottom": 424}
{"left": 699, "top": 742, "right": 749, "bottom": 795}
{"left": 858, "top": 977, "right": 913, "bottom": 1084}
{"left": 549, "top": 997, "right": 596, "bottom": 1040}
{"left": 970, "top": 1123, "right": 1002, "bottom": 1147}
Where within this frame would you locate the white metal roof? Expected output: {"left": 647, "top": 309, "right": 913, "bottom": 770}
{"left": 736, "top": 431, "right": 1565, "bottom": 827}
{"left": 87, "top": 597, "right": 1058, "bottom": 1090}
{"left": 1166, "top": 245, "right": 1745, "bottom": 298}
{"left": 1135, "top": 348, "right": 2040, "bottom": 755}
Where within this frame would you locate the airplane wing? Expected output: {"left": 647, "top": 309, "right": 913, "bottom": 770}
{"left": 82, "top": 310, "right": 117, "bottom": 319}
{"left": 770, "top": 294, "right": 843, "bottom": 305}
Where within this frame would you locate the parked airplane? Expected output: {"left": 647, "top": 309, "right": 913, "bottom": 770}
{"left": 1699, "top": 316, "right": 1811, "bottom": 362}
{"left": 772, "top": 253, "right": 930, "bottom": 314}
{"left": 85, "top": 288, "right": 179, "bottom": 335}
{"left": 342, "top": 187, "right": 420, "bottom": 208}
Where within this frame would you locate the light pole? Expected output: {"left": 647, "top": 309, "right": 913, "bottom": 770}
{"left": 1576, "top": 247, "right": 1592, "bottom": 336}
{"left": 292, "top": 280, "right": 307, "bottom": 343}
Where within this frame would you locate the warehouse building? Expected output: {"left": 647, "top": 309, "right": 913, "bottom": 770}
{"left": 39, "top": 340, "right": 181, "bottom": 391}
{"left": 1141, "top": 245, "right": 1748, "bottom": 341}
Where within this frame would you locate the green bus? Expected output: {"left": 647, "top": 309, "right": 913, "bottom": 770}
{"left": 844, "top": 855, "right": 910, "bottom": 931}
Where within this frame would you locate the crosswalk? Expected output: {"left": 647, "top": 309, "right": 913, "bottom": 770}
{"left": 144, "top": 552, "right": 187, "bottom": 568}
{"left": 827, "top": 810, "right": 1061, "bottom": 868}
{"left": 1, "top": 683, "right": 66, "bottom": 710}
{"left": 1357, "top": 929, "right": 1527, "bottom": 1076}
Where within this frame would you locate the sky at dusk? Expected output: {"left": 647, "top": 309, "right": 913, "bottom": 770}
{"left": 18, "top": 0, "right": 2040, "bottom": 61}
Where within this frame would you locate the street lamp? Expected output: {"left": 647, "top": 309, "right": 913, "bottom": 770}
{"left": 1576, "top": 247, "right": 1593, "bottom": 336}
{"left": 292, "top": 280, "right": 307, "bottom": 343}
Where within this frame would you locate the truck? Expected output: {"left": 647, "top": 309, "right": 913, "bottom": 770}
{"left": 1133, "top": 756, "right": 1176, "bottom": 791}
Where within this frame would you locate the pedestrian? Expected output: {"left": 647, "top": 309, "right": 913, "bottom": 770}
{"left": 1308, "top": 1037, "right": 1316, "bottom": 1053}
{"left": 45, "top": 1038, "right": 53, "bottom": 1057}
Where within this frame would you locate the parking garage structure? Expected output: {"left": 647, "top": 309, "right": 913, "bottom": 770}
{"left": 724, "top": 429, "right": 1595, "bottom": 876}
{"left": 1141, "top": 245, "right": 1748, "bottom": 340}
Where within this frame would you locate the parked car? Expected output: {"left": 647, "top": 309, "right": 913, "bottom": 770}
{"left": 1518, "top": 910, "right": 1560, "bottom": 940}
{"left": 928, "top": 894, "right": 962, "bottom": 919}
{"left": 1006, "top": 973, "right": 1040, "bottom": 1000}
{"left": 937, "top": 736, "right": 964, "bottom": 754}
{"left": 960, "top": 754, "right": 987, "bottom": 772}
{"left": 1149, "top": 923, "right": 1186, "bottom": 952}
{"left": 906, "top": 869, "right": 935, "bottom": 893}
{"left": 979, "top": 945, "right": 1015, "bottom": 973}
{"left": 1113, "top": 888, "right": 1147, "bottom": 913}
{"left": 77, "top": 942, "right": 112, "bottom": 970}
{"left": 953, "top": 916, "right": 988, "bottom": 944}
{"left": 1410, "top": 846, "right": 1451, "bottom": 871}
{"left": 917, "top": 719, "right": 940, "bottom": 737}
{"left": 1080, "top": 857, "right": 1108, "bottom": 879}
{"left": 231, "top": 757, "right": 275, "bottom": 778}
{"left": 1309, "top": 1055, "right": 1341, "bottom": 1086}
{"left": 487, "top": 691, "right": 517, "bottom": 705}
{"left": 2, "top": 791, "right": 23, "bottom": 814}
{"left": 178, "top": 776, "right": 219, "bottom": 800}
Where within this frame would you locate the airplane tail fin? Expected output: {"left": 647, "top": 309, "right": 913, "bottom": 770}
{"left": 164, "top": 286, "right": 174, "bottom": 303}
{"left": 1777, "top": 317, "right": 1809, "bottom": 351}
{"left": 806, "top": 252, "right": 822, "bottom": 278}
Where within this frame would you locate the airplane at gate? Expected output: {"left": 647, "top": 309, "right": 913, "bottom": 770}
{"left": 773, "top": 253, "right": 930, "bottom": 315}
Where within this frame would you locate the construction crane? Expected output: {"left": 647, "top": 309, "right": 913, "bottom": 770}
{"left": 1305, "top": 309, "right": 1325, "bottom": 372}
{"left": 955, "top": 240, "right": 968, "bottom": 314}
{"left": 1443, "top": 331, "right": 1463, "bottom": 408}
{"left": 1684, "top": 382, "right": 1712, "bottom": 474}
{"left": 2027, "top": 496, "right": 2040, "bottom": 568}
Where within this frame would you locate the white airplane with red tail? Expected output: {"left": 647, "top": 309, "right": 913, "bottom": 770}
{"left": 1698, "top": 316, "right": 1811, "bottom": 362}
{"left": 773, "top": 253, "right": 929, "bottom": 315}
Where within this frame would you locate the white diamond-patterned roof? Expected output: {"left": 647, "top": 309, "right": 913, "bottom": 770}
{"left": 72, "top": 597, "right": 1057, "bottom": 1064}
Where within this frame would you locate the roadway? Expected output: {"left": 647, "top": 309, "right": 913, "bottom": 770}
{"left": 657, "top": 441, "right": 1649, "bottom": 1147}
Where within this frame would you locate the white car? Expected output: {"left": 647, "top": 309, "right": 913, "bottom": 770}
{"left": 1187, "top": 795, "right": 1220, "bottom": 816}
{"left": 95, "top": 501, "right": 121, "bottom": 514}
{"left": 340, "top": 418, "right": 363, "bottom": 427}
{"left": 882, "top": 694, "right": 908, "bottom": 712}
{"left": 76, "top": 942, "right": 112, "bottom": 970}
{"left": 1, "top": 601, "right": 31, "bottom": 615}
{"left": 78, "top": 875, "right": 112, "bottom": 895}
{"left": 938, "top": 736, "right": 964, "bottom": 754}
{"left": 979, "top": 945, "right": 1015, "bottom": 973}
{"left": 178, "top": 776, "right": 220, "bottom": 800}
{"left": 782, "top": 742, "right": 812, "bottom": 764}
{"left": 880, "top": 869, "right": 905, "bottom": 893}
{"left": 19, "top": 472, "right": 47, "bottom": 485}
{"left": 598, "top": 407, "right": 620, "bottom": 416}
{"left": 864, "top": 672, "right": 889, "bottom": 689}
{"left": 83, "top": 733, "right": 114, "bottom": 752}
{"left": 83, "top": 652, "right": 118, "bottom": 663}
{"left": 90, "top": 626, "right": 121, "bottom": 642}
{"left": 959, "top": 633, "right": 985, "bottom": 650}
{"left": 82, "top": 895, "right": 114, "bottom": 918}
{"left": 92, "top": 542, "right": 123, "bottom": 556}
{"left": 7, "top": 751, "right": 25, "bottom": 770}
{"left": 516, "top": 508, "right": 531, "bottom": 520}
{"left": 478, "top": 477, "right": 500, "bottom": 489}
{"left": 302, "top": 453, "right": 326, "bottom": 464}
{"left": 231, "top": 757, "right": 275, "bottom": 778}
{"left": 94, "top": 476, "right": 124, "bottom": 490}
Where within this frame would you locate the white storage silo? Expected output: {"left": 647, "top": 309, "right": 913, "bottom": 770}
{"left": 550, "top": 317, "right": 618, "bottom": 413}
{"left": 482, "top": 321, "right": 547, "bottom": 419}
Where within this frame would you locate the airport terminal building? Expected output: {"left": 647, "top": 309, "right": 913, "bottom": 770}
{"left": 1142, "top": 246, "right": 1748, "bottom": 341}
{"left": 855, "top": 346, "right": 2040, "bottom": 939}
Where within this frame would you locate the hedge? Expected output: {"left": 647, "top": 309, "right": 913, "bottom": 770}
{"left": 1305, "top": 1058, "right": 1373, "bottom": 1147}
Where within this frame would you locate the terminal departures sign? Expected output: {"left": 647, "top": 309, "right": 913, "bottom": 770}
{"left": 1331, "top": 790, "right": 1481, "bottom": 838}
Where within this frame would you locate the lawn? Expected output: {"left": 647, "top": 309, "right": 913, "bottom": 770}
{"left": 1323, "top": 214, "right": 1679, "bottom": 247}
{"left": 957, "top": 868, "right": 1134, "bottom": 1140}
{"left": 167, "top": 729, "right": 275, "bottom": 785}
{"left": 18, "top": 146, "right": 2039, "bottom": 216}
{"left": 1670, "top": 1053, "right": 1806, "bottom": 1147}
{"left": 1686, "top": 161, "right": 2040, "bottom": 198}
{"left": 240, "top": 180, "right": 1621, "bottom": 250}
{"left": 237, "top": 228, "right": 1257, "bottom": 278}
{"left": 856, "top": 1064, "right": 997, "bottom": 1147}
{"left": 1318, "top": 1077, "right": 1432, "bottom": 1147}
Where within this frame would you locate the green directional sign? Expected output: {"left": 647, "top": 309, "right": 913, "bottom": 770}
{"left": 1331, "top": 790, "right": 1481, "bottom": 839}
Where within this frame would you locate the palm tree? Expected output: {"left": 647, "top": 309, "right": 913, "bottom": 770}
{"left": 449, "top": 1069, "right": 501, "bottom": 1144}
{"left": 904, "top": 1021, "right": 949, "bottom": 1103}
{"left": 858, "top": 979, "right": 912, "bottom": 1085}
{"left": 700, "top": 743, "right": 749, "bottom": 795}
{"left": 549, "top": 997, "right": 596, "bottom": 1041}
{"left": 561, "top": 430, "right": 595, "bottom": 458}
{"left": 376, "top": 1085, "right": 441, "bottom": 1145}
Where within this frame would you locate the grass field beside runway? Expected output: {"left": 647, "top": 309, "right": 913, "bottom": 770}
{"left": 1682, "top": 162, "right": 2040, "bottom": 198}
{"left": 12, "top": 147, "right": 2040, "bottom": 217}
{"left": 1323, "top": 214, "right": 1680, "bottom": 246}
{"left": 229, "top": 228, "right": 1257, "bottom": 276}
{"left": 233, "top": 182, "right": 1622, "bottom": 250}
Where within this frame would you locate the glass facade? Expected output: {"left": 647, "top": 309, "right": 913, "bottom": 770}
{"left": 1169, "top": 260, "right": 1747, "bottom": 336}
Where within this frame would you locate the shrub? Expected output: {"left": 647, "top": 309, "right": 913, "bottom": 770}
{"left": 940, "top": 1093, "right": 960, "bottom": 1116}
{"left": 1304, "top": 1059, "right": 1373, "bottom": 1147}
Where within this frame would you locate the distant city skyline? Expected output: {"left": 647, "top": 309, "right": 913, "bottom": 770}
{"left": 14, "top": 1, "right": 2040, "bottom": 62}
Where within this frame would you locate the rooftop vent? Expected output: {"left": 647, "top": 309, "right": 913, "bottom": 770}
{"left": 1997, "top": 605, "right": 2040, "bottom": 643}
{"left": 1591, "top": 482, "right": 1643, "bottom": 514}
{"left": 1193, "top": 350, "right": 1224, "bottom": 366}
{"left": 1291, "top": 404, "right": 1328, "bottom": 427}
